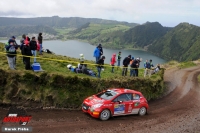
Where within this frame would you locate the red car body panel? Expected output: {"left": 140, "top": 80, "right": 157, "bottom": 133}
{"left": 82, "top": 88, "right": 149, "bottom": 119}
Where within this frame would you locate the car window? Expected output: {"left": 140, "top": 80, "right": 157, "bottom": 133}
{"left": 113, "top": 93, "right": 132, "bottom": 102}
{"left": 96, "top": 90, "right": 118, "bottom": 100}
{"left": 133, "top": 93, "right": 140, "bottom": 100}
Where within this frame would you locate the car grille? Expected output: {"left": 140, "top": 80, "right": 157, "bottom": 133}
{"left": 82, "top": 103, "right": 90, "bottom": 111}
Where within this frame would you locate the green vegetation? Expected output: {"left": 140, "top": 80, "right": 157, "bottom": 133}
{"left": 148, "top": 23, "right": 200, "bottom": 61}
{"left": 0, "top": 43, "right": 165, "bottom": 108}
{"left": 0, "top": 25, "right": 57, "bottom": 37}
{"left": 178, "top": 61, "right": 197, "bottom": 69}
{"left": 67, "top": 22, "right": 171, "bottom": 49}
{"left": 67, "top": 23, "right": 130, "bottom": 49}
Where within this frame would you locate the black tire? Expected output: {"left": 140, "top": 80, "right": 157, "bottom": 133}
{"left": 138, "top": 107, "right": 147, "bottom": 116}
{"left": 100, "top": 109, "right": 110, "bottom": 121}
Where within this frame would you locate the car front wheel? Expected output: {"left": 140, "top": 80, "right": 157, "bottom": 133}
{"left": 138, "top": 107, "right": 147, "bottom": 116}
{"left": 100, "top": 109, "right": 110, "bottom": 121}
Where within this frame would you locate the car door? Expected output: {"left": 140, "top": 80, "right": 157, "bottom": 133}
{"left": 131, "top": 93, "right": 141, "bottom": 114}
{"left": 111, "top": 93, "right": 133, "bottom": 115}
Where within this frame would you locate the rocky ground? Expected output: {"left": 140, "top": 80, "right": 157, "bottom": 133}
{"left": 1, "top": 65, "right": 200, "bottom": 133}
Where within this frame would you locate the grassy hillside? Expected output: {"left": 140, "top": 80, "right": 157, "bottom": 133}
{"left": 66, "top": 22, "right": 171, "bottom": 50}
{"left": 119, "top": 22, "right": 171, "bottom": 48}
{"left": 148, "top": 23, "right": 200, "bottom": 61}
{"left": 67, "top": 23, "right": 130, "bottom": 48}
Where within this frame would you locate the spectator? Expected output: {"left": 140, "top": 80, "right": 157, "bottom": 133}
{"left": 131, "top": 58, "right": 141, "bottom": 77}
{"left": 122, "top": 55, "right": 132, "bottom": 76}
{"left": 96, "top": 56, "right": 105, "bottom": 78}
{"left": 20, "top": 34, "right": 26, "bottom": 64}
{"left": 22, "top": 36, "right": 32, "bottom": 70}
{"left": 38, "top": 33, "right": 43, "bottom": 55}
{"left": 110, "top": 53, "right": 116, "bottom": 73}
{"left": 144, "top": 59, "right": 154, "bottom": 77}
{"left": 130, "top": 57, "right": 135, "bottom": 77}
{"left": 117, "top": 51, "right": 122, "bottom": 67}
{"left": 5, "top": 36, "right": 18, "bottom": 70}
{"left": 98, "top": 43, "right": 103, "bottom": 56}
{"left": 151, "top": 64, "right": 160, "bottom": 75}
{"left": 93, "top": 45, "right": 101, "bottom": 63}
{"left": 30, "top": 37, "right": 37, "bottom": 63}
{"left": 79, "top": 54, "right": 85, "bottom": 64}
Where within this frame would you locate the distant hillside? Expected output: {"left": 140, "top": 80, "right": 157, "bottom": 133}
{"left": 67, "top": 23, "right": 131, "bottom": 48}
{"left": 68, "top": 22, "right": 172, "bottom": 49}
{"left": 0, "top": 16, "right": 138, "bottom": 28}
{"left": 148, "top": 23, "right": 200, "bottom": 61}
{"left": 0, "top": 16, "right": 138, "bottom": 39}
{"left": 0, "top": 25, "right": 57, "bottom": 37}
{"left": 120, "top": 22, "right": 171, "bottom": 48}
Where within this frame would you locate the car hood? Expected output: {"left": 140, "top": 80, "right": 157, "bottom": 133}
{"left": 84, "top": 95, "right": 105, "bottom": 105}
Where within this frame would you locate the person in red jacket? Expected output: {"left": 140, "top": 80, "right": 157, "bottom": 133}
{"left": 110, "top": 53, "right": 116, "bottom": 73}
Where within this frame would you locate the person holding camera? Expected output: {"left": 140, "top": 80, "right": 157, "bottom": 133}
{"left": 131, "top": 58, "right": 141, "bottom": 77}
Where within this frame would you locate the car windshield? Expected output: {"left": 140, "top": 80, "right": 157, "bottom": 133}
{"left": 96, "top": 90, "right": 118, "bottom": 100}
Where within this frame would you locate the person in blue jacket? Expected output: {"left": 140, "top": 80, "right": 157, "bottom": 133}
{"left": 93, "top": 45, "right": 101, "bottom": 63}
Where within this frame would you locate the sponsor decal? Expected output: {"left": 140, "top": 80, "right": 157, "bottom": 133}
{"left": 114, "top": 104, "right": 125, "bottom": 114}
{"left": 134, "top": 102, "right": 140, "bottom": 107}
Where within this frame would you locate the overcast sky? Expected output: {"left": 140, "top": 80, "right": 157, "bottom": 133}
{"left": 0, "top": 0, "right": 200, "bottom": 27}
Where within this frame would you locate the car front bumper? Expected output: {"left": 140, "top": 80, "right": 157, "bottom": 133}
{"left": 82, "top": 103, "right": 100, "bottom": 119}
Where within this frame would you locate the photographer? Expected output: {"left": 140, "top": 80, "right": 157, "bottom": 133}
{"left": 131, "top": 58, "right": 141, "bottom": 77}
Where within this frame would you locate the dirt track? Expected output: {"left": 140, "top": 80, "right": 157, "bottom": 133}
{"left": 1, "top": 65, "right": 200, "bottom": 133}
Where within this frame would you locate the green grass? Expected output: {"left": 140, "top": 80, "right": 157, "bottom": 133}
{"left": 178, "top": 61, "right": 197, "bottom": 69}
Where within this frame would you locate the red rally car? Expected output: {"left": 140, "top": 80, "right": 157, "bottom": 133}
{"left": 82, "top": 88, "right": 149, "bottom": 121}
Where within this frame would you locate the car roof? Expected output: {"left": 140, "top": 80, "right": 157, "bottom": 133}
{"left": 109, "top": 88, "right": 141, "bottom": 95}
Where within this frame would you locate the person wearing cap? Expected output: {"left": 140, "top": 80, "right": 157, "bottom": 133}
{"left": 96, "top": 56, "right": 105, "bottom": 78}
{"left": 5, "top": 36, "right": 18, "bottom": 70}
{"left": 117, "top": 51, "right": 122, "bottom": 67}
{"left": 22, "top": 36, "right": 33, "bottom": 70}
{"left": 8, "top": 36, "right": 18, "bottom": 45}
{"left": 122, "top": 55, "right": 132, "bottom": 76}
{"left": 93, "top": 45, "right": 101, "bottom": 63}
{"left": 110, "top": 53, "right": 116, "bottom": 73}
{"left": 38, "top": 33, "right": 43, "bottom": 55}
{"left": 79, "top": 54, "right": 85, "bottom": 63}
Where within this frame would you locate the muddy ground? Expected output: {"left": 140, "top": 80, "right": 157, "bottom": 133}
{"left": 1, "top": 65, "right": 200, "bottom": 133}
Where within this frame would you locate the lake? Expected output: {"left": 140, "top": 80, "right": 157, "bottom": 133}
{"left": 0, "top": 40, "right": 166, "bottom": 67}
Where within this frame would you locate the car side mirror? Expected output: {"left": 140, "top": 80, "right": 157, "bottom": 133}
{"left": 118, "top": 101, "right": 123, "bottom": 104}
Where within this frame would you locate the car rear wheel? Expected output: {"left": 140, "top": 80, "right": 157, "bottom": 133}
{"left": 138, "top": 107, "right": 146, "bottom": 116}
{"left": 100, "top": 109, "right": 110, "bottom": 121}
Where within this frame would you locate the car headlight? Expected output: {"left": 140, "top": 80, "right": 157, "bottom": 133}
{"left": 91, "top": 104, "right": 103, "bottom": 110}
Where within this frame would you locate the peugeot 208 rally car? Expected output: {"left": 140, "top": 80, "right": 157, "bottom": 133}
{"left": 82, "top": 88, "right": 149, "bottom": 121}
